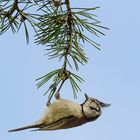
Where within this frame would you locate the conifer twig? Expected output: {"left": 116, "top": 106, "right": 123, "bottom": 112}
{"left": 0, "top": 0, "right": 109, "bottom": 103}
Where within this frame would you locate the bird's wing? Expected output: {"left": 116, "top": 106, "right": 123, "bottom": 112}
{"left": 39, "top": 100, "right": 81, "bottom": 125}
{"left": 35, "top": 115, "right": 78, "bottom": 131}
{"left": 35, "top": 100, "right": 81, "bottom": 130}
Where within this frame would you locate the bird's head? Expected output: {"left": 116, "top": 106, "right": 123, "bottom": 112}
{"left": 82, "top": 94, "right": 110, "bottom": 121}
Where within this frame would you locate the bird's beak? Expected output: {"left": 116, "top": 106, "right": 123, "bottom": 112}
{"left": 96, "top": 99, "right": 111, "bottom": 108}
{"left": 84, "top": 93, "right": 89, "bottom": 100}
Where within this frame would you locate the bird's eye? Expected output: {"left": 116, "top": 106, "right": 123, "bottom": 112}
{"left": 89, "top": 106, "right": 99, "bottom": 112}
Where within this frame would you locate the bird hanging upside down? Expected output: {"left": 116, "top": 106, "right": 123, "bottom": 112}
{"left": 9, "top": 94, "right": 110, "bottom": 132}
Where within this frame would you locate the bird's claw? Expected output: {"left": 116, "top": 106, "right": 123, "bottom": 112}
{"left": 46, "top": 100, "right": 51, "bottom": 107}
{"left": 55, "top": 92, "right": 61, "bottom": 100}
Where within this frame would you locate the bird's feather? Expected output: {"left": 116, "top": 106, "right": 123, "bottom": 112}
{"left": 8, "top": 123, "right": 43, "bottom": 132}
{"left": 38, "top": 99, "right": 82, "bottom": 125}
{"left": 9, "top": 99, "right": 82, "bottom": 132}
{"left": 35, "top": 115, "right": 78, "bottom": 131}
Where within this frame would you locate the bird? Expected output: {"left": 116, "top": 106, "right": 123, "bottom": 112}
{"left": 8, "top": 94, "right": 110, "bottom": 132}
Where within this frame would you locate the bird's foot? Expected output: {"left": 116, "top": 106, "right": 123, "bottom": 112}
{"left": 46, "top": 100, "right": 51, "bottom": 107}
{"left": 55, "top": 92, "right": 61, "bottom": 100}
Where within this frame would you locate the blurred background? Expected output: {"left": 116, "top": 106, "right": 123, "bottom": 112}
{"left": 0, "top": 0, "right": 140, "bottom": 139}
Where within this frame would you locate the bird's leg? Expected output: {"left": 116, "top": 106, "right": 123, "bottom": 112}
{"left": 46, "top": 85, "right": 57, "bottom": 106}
{"left": 46, "top": 95, "right": 53, "bottom": 107}
{"left": 46, "top": 91, "right": 60, "bottom": 106}
{"left": 55, "top": 91, "right": 61, "bottom": 100}
{"left": 46, "top": 99, "right": 51, "bottom": 107}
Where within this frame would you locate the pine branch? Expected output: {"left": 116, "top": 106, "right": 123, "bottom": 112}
{"left": 0, "top": 0, "right": 109, "bottom": 103}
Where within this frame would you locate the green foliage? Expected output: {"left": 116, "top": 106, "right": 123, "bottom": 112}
{"left": 0, "top": 0, "right": 108, "bottom": 102}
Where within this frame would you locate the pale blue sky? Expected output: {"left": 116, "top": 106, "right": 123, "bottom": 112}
{"left": 0, "top": 0, "right": 140, "bottom": 140}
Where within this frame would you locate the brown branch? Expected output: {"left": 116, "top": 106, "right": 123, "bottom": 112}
{"left": 46, "top": 0, "right": 73, "bottom": 105}
{"left": 63, "top": 0, "right": 73, "bottom": 70}
{"left": 6, "top": 0, "right": 18, "bottom": 17}
{"left": 54, "top": 0, "right": 73, "bottom": 93}
{"left": 55, "top": 0, "right": 73, "bottom": 94}
{"left": 5, "top": 0, "right": 27, "bottom": 21}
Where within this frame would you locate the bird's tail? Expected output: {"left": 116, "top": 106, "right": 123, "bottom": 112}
{"left": 8, "top": 123, "right": 42, "bottom": 132}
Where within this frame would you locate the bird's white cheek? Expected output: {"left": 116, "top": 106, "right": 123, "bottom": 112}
{"left": 84, "top": 109, "right": 93, "bottom": 117}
